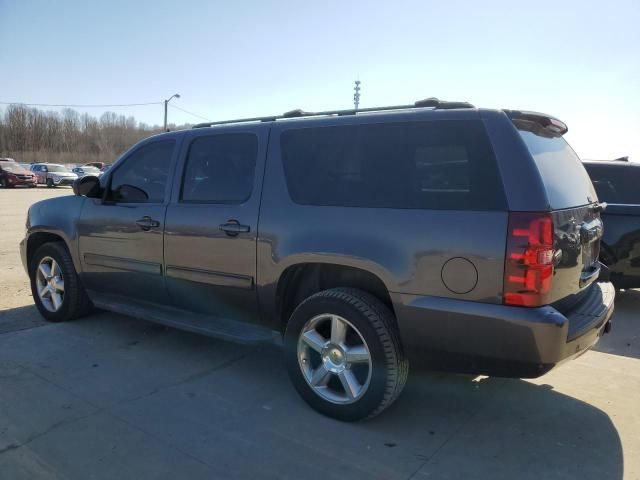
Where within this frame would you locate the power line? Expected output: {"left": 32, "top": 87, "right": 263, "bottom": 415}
{"left": 168, "top": 103, "right": 211, "bottom": 122}
{"left": 0, "top": 101, "right": 162, "bottom": 108}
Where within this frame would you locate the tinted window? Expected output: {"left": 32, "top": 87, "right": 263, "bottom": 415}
{"left": 181, "top": 133, "right": 258, "bottom": 204}
{"left": 517, "top": 128, "right": 596, "bottom": 208}
{"left": 584, "top": 164, "right": 640, "bottom": 204}
{"left": 110, "top": 140, "right": 175, "bottom": 203}
{"left": 280, "top": 120, "right": 505, "bottom": 210}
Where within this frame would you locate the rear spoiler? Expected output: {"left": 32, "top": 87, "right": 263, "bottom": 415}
{"left": 504, "top": 110, "right": 568, "bottom": 137}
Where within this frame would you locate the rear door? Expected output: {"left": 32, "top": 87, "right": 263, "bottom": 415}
{"left": 163, "top": 125, "right": 268, "bottom": 325}
{"left": 514, "top": 118, "right": 603, "bottom": 302}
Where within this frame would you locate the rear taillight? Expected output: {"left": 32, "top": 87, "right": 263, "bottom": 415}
{"left": 503, "top": 212, "right": 554, "bottom": 307}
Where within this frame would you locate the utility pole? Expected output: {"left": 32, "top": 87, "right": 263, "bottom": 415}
{"left": 353, "top": 80, "right": 361, "bottom": 111}
{"left": 163, "top": 93, "right": 181, "bottom": 131}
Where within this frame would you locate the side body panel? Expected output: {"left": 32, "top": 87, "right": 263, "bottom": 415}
{"left": 257, "top": 111, "right": 509, "bottom": 330}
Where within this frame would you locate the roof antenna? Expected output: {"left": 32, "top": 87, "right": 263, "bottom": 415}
{"left": 353, "top": 79, "right": 361, "bottom": 111}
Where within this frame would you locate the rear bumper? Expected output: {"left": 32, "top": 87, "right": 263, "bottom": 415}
{"left": 392, "top": 281, "right": 615, "bottom": 378}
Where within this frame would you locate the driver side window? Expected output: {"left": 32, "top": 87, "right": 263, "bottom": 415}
{"left": 109, "top": 140, "right": 175, "bottom": 203}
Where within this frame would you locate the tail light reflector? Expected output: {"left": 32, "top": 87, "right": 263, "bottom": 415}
{"left": 503, "top": 212, "right": 554, "bottom": 307}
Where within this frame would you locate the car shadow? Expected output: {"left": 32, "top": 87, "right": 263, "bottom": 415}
{"left": 0, "top": 304, "right": 47, "bottom": 335}
{"left": 0, "top": 307, "right": 625, "bottom": 480}
{"left": 595, "top": 288, "right": 640, "bottom": 360}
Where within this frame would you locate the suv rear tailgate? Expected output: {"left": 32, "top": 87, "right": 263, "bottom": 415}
{"left": 511, "top": 111, "right": 605, "bottom": 307}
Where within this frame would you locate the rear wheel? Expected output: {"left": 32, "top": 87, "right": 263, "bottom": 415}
{"left": 284, "top": 288, "right": 408, "bottom": 421}
{"left": 0, "top": 178, "right": 6, "bottom": 188}
{"left": 46, "top": 178, "right": 54, "bottom": 188}
{"left": 29, "top": 242, "right": 92, "bottom": 322}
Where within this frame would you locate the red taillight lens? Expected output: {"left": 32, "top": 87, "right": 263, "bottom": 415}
{"left": 503, "top": 212, "right": 554, "bottom": 307}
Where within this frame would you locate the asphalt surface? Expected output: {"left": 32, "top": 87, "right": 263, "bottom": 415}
{"left": 1, "top": 187, "right": 639, "bottom": 480}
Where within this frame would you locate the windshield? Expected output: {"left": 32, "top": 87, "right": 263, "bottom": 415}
{"left": 517, "top": 128, "right": 597, "bottom": 208}
{"left": 47, "top": 165, "right": 70, "bottom": 173}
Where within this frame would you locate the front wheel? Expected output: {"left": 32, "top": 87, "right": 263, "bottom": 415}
{"left": 284, "top": 288, "right": 408, "bottom": 421}
{"left": 29, "top": 242, "right": 92, "bottom": 322}
{"left": 0, "top": 178, "right": 6, "bottom": 188}
{"left": 46, "top": 178, "right": 55, "bottom": 188}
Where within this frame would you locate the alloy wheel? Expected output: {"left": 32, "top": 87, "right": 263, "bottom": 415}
{"left": 297, "top": 313, "right": 372, "bottom": 404}
{"left": 36, "top": 256, "right": 65, "bottom": 312}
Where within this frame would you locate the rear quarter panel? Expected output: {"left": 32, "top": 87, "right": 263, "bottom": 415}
{"left": 257, "top": 114, "right": 509, "bottom": 328}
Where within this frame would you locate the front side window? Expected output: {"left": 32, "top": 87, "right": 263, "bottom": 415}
{"left": 280, "top": 120, "right": 504, "bottom": 210}
{"left": 181, "top": 133, "right": 258, "bottom": 204}
{"left": 109, "top": 140, "right": 175, "bottom": 203}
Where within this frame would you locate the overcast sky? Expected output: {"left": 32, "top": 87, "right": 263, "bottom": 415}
{"left": 1, "top": 0, "right": 638, "bottom": 161}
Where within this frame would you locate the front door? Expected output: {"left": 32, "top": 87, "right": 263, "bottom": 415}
{"left": 77, "top": 138, "right": 178, "bottom": 305}
{"left": 163, "top": 127, "right": 267, "bottom": 324}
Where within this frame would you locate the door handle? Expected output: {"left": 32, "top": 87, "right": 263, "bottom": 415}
{"left": 219, "top": 221, "right": 250, "bottom": 236}
{"left": 136, "top": 216, "right": 160, "bottom": 231}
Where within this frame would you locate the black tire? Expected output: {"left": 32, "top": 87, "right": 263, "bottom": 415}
{"left": 29, "top": 242, "right": 92, "bottom": 322}
{"left": 46, "top": 178, "right": 54, "bottom": 188}
{"left": 0, "top": 178, "right": 6, "bottom": 188}
{"left": 284, "top": 288, "right": 408, "bottom": 421}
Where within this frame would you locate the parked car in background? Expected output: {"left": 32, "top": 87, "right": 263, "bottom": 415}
{"left": 21, "top": 99, "right": 614, "bottom": 421}
{"left": 0, "top": 157, "right": 17, "bottom": 162}
{"left": 72, "top": 165, "right": 102, "bottom": 178}
{"left": 30, "top": 163, "right": 78, "bottom": 187}
{"left": 0, "top": 162, "right": 37, "bottom": 188}
{"left": 84, "top": 162, "right": 105, "bottom": 169}
{"left": 583, "top": 159, "right": 640, "bottom": 289}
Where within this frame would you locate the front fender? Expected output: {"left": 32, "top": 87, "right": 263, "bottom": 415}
{"left": 23, "top": 195, "right": 86, "bottom": 272}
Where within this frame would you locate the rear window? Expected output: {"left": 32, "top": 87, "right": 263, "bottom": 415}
{"left": 280, "top": 120, "right": 505, "bottom": 210}
{"left": 517, "top": 128, "right": 597, "bottom": 208}
{"left": 584, "top": 164, "right": 640, "bottom": 204}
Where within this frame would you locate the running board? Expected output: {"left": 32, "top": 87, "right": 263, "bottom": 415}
{"left": 89, "top": 292, "right": 278, "bottom": 345}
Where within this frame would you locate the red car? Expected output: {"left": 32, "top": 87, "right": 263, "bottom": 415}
{"left": 0, "top": 163, "right": 37, "bottom": 188}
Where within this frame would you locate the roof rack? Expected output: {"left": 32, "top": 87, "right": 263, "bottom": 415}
{"left": 192, "top": 97, "right": 474, "bottom": 128}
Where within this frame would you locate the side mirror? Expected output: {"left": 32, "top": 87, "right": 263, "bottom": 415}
{"left": 73, "top": 175, "right": 101, "bottom": 197}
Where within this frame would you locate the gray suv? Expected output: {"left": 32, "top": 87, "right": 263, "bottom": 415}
{"left": 20, "top": 99, "right": 615, "bottom": 420}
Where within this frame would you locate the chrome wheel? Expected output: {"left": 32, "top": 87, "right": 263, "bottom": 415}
{"left": 297, "top": 314, "right": 372, "bottom": 405}
{"left": 36, "top": 256, "right": 65, "bottom": 312}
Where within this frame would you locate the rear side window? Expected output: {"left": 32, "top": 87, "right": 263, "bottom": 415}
{"left": 280, "top": 120, "right": 505, "bottom": 210}
{"left": 584, "top": 164, "right": 640, "bottom": 204}
{"left": 181, "top": 133, "right": 257, "bottom": 204}
{"left": 516, "top": 128, "right": 596, "bottom": 208}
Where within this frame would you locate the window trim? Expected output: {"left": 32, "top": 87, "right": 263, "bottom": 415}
{"left": 177, "top": 132, "right": 259, "bottom": 206}
{"left": 103, "top": 138, "right": 177, "bottom": 205}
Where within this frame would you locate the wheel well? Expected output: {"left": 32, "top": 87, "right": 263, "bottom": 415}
{"left": 27, "top": 232, "right": 65, "bottom": 268}
{"left": 276, "top": 263, "right": 393, "bottom": 332}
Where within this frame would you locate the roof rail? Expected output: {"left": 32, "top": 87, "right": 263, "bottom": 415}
{"left": 192, "top": 97, "right": 474, "bottom": 128}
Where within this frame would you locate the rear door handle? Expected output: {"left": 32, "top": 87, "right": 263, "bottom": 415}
{"left": 136, "top": 216, "right": 160, "bottom": 231}
{"left": 219, "top": 221, "right": 250, "bottom": 236}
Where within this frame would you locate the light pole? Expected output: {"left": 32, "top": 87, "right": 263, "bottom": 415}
{"left": 163, "top": 93, "right": 180, "bottom": 131}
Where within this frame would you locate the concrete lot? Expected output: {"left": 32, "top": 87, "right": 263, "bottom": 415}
{"left": 0, "top": 187, "right": 639, "bottom": 480}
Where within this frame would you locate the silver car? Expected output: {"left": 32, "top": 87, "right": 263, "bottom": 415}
{"left": 72, "top": 166, "right": 103, "bottom": 178}
{"left": 30, "top": 163, "right": 78, "bottom": 187}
